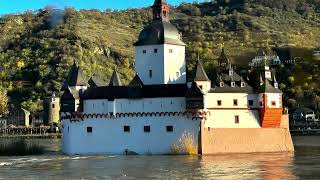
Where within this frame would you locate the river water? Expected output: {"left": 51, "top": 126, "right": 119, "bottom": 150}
{"left": 0, "top": 136, "right": 319, "bottom": 179}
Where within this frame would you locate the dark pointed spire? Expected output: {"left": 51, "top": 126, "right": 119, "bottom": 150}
{"left": 194, "top": 60, "right": 210, "bottom": 81}
{"left": 129, "top": 74, "right": 144, "bottom": 87}
{"left": 62, "top": 61, "right": 87, "bottom": 90}
{"left": 109, "top": 68, "right": 122, "bottom": 86}
{"left": 218, "top": 45, "right": 230, "bottom": 67}
{"left": 152, "top": 0, "right": 170, "bottom": 21}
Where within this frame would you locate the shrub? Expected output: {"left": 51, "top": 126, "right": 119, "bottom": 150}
{"left": 0, "top": 139, "right": 45, "bottom": 156}
{"left": 170, "top": 132, "right": 198, "bottom": 155}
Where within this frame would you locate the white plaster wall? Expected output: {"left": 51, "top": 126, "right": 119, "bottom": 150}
{"left": 195, "top": 81, "right": 211, "bottom": 94}
{"left": 205, "top": 110, "right": 261, "bottom": 128}
{"left": 205, "top": 93, "right": 260, "bottom": 109}
{"left": 83, "top": 98, "right": 186, "bottom": 114}
{"left": 204, "top": 93, "right": 261, "bottom": 128}
{"left": 164, "top": 44, "right": 186, "bottom": 84}
{"left": 135, "top": 45, "right": 165, "bottom": 85}
{"left": 266, "top": 93, "right": 282, "bottom": 108}
{"left": 259, "top": 93, "right": 282, "bottom": 108}
{"left": 62, "top": 116, "right": 199, "bottom": 155}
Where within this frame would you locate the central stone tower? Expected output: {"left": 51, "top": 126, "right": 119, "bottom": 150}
{"left": 134, "top": 0, "right": 186, "bottom": 85}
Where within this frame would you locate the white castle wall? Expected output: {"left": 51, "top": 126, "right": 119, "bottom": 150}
{"left": 134, "top": 44, "right": 186, "bottom": 85}
{"left": 63, "top": 116, "right": 199, "bottom": 155}
{"left": 135, "top": 45, "right": 165, "bottom": 85}
{"left": 204, "top": 93, "right": 261, "bottom": 128}
{"left": 164, "top": 44, "right": 186, "bottom": 84}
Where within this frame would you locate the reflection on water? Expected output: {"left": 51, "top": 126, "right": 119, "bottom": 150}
{"left": 0, "top": 137, "right": 319, "bottom": 179}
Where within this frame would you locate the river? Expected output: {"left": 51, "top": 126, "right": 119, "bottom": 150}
{"left": 0, "top": 136, "right": 319, "bottom": 179}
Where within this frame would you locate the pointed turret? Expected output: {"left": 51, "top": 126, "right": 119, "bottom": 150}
{"left": 217, "top": 46, "right": 230, "bottom": 67}
{"left": 152, "top": 0, "right": 170, "bottom": 21}
{"left": 129, "top": 74, "right": 144, "bottom": 87}
{"left": 62, "top": 61, "right": 87, "bottom": 91}
{"left": 109, "top": 68, "right": 122, "bottom": 86}
{"left": 194, "top": 60, "right": 210, "bottom": 82}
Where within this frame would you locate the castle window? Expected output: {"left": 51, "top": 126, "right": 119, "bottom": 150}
{"left": 124, "top": 126, "right": 130, "bottom": 132}
{"left": 233, "top": 99, "right": 238, "bottom": 106}
{"left": 241, "top": 82, "right": 246, "bottom": 87}
{"left": 154, "top": 49, "right": 158, "bottom": 53}
{"left": 149, "top": 70, "right": 153, "bottom": 78}
{"left": 166, "top": 126, "right": 173, "bottom": 132}
{"left": 260, "top": 101, "right": 263, "bottom": 106}
{"left": 87, "top": 127, "right": 93, "bottom": 133}
{"left": 248, "top": 100, "right": 254, "bottom": 106}
{"left": 235, "top": 116, "right": 240, "bottom": 124}
{"left": 217, "top": 100, "right": 222, "bottom": 106}
{"left": 220, "top": 82, "right": 224, "bottom": 87}
{"left": 272, "top": 101, "right": 276, "bottom": 106}
{"left": 143, "top": 50, "right": 146, "bottom": 54}
{"left": 52, "top": 104, "right": 55, "bottom": 109}
{"left": 144, "top": 126, "right": 151, "bottom": 133}
{"left": 231, "top": 82, "right": 236, "bottom": 87}
{"left": 274, "top": 83, "right": 278, "bottom": 89}
{"left": 169, "top": 49, "right": 173, "bottom": 53}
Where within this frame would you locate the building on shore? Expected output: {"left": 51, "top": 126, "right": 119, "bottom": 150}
{"left": 43, "top": 93, "right": 60, "bottom": 126}
{"left": 60, "top": 0, "right": 294, "bottom": 155}
{"left": 7, "top": 108, "right": 31, "bottom": 127}
{"left": 0, "top": 119, "right": 7, "bottom": 130}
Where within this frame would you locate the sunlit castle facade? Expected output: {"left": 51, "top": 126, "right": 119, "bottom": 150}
{"left": 61, "top": 0, "right": 294, "bottom": 155}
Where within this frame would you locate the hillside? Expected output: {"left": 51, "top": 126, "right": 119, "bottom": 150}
{"left": 0, "top": 0, "right": 319, "bottom": 112}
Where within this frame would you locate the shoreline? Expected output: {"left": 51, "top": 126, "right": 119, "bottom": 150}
{"left": 0, "top": 134, "right": 61, "bottom": 139}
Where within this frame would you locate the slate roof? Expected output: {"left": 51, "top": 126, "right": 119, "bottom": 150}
{"left": 259, "top": 79, "right": 282, "bottom": 93}
{"left": 81, "top": 84, "right": 188, "bottom": 100}
{"left": 134, "top": 20, "right": 185, "bottom": 46}
{"left": 88, "top": 76, "right": 105, "bottom": 87}
{"left": 62, "top": 62, "right": 87, "bottom": 90}
{"left": 129, "top": 74, "right": 144, "bottom": 87}
{"left": 210, "top": 83, "right": 254, "bottom": 93}
{"left": 61, "top": 88, "right": 80, "bottom": 100}
{"left": 186, "top": 82, "right": 204, "bottom": 97}
{"left": 194, "top": 60, "right": 210, "bottom": 81}
{"left": 109, "top": 69, "right": 122, "bottom": 86}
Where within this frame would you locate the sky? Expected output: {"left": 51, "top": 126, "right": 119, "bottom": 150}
{"left": 0, "top": 0, "right": 205, "bottom": 15}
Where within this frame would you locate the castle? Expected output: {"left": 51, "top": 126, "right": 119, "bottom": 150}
{"left": 61, "top": 0, "right": 294, "bottom": 155}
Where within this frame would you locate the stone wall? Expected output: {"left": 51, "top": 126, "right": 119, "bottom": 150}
{"left": 200, "top": 124, "right": 294, "bottom": 154}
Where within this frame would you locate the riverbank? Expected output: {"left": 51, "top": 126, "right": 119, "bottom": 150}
{"left": 0, "top": 133, "right": 61, "bottom": 139}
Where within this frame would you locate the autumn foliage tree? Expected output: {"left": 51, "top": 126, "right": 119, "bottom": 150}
{"left": 0, "top": 88, "right": 9, "bottom": 117}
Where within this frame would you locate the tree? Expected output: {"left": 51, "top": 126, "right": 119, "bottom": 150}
{"left": 0, "top": 88, "right": 9, "bottom": 117}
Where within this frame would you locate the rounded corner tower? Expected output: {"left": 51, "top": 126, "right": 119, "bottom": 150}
{"left": 134, "top": 0, "right": 186, "bottom": 85}
{"left": 43, "top": 93, "right": 61, "bottom": 126}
